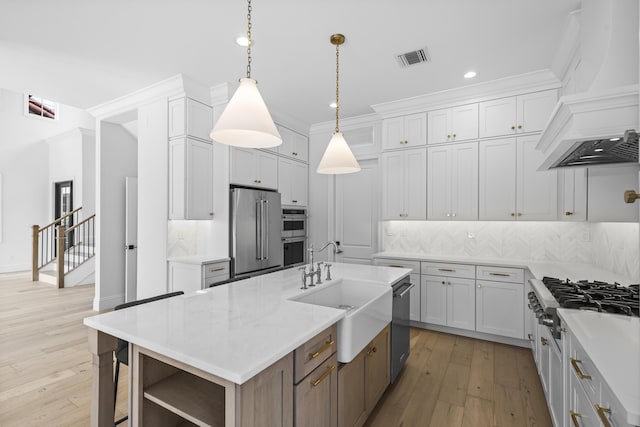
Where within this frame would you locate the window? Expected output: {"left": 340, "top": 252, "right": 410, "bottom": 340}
{"left": 26, "top": 94, "right": 57, "bottom": 120}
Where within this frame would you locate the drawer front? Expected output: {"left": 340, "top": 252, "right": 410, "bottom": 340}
{"left": 294, "top": 353, "right": 338, "bottom": 427}
{"left": 294, "top": 324, "right": 338, "bottom": 384}
{"left": 476, "top": 265, "right": 524, "bottom": 283}
{"left": 599, "top": 381, "right": 630, "bottom": 427}
{"left": 374, "top": 258, "right": 420, "bottom": 274}
{"left": 421, "top": 261, "right": 475, "bottom": 279}
{"left": 568, "top": 332, "right": 601, "bottom": 405}
{"left": 203, "top": 261, "right": 230, "bottom": 279}
{"left": 204, "top": 274, "right": 230, "bottom": 288}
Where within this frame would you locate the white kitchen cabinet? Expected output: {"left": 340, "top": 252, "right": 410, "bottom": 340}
{"left": 559, "top": 168, "right": 588, "bottom": 221}
{"left": 478, "top": 90, "right": 557, "bottom": 138}
{"left": 382, "top": 113, "right": 427, "bottom": 150}
{"left": 277, "top": 125, "right": 309, "bottom": 163}
{"left": 479, "top": 136, "right": 557, "bottom": 220}
{"left": 278, "top": 157, "right": 308, "bottom": 207}
{"left": 427, "top": 141, "right": 478, "bottom": 220}
{"left": 588, "top": 165, "right": 640, "bottom": 222}
{"left": 381, "top": 148, "right": 426, "bottom": 220}
{"left": 230, "top": 147, "right": 278, "bottom": 190}
{"left": 427, "top": 104, "right": 478, "bottom": 144}
{"left": 168, "top": 259, "right": 230, "bottom": 293}
{"left": 169, "top": 137, "right": 214, "bottom": 220}
{"left": 168, "top": 97, "right": 213, "bottom": 142}
{"left": 421, "top": 275, "right": 475, "bottom": 331}
{"left": 475, "top": 280, "right": 524, "bottom": 339}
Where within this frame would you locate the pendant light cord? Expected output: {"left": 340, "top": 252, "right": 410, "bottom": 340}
{"left": 335, "top": 42, "right": 340, "bottom": 133}
{"left": 246, "top": 0, "right": 252, "bottom": 79}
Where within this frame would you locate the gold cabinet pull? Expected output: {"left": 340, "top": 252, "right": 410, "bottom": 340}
{"left": 388, "top": 264, "right": 405, "bottom": 268}
{"left": 447, "top": 134, "right": 451, "bottom": 138}
{"left": 209, "top": 267, "right": 225, "bottom": 272}
{"left": 511, "top": 125, "right": 516, "bottom": 130}
{"left": 311, "top": 365, "right": 336, "bottom": 387}
{"left": 511, "top": 212, "right": 516, "bottom": 217}
{"left": 570, "top": 411, "right": 582, "bottom": 427}
{"left": 438, "top": 268, "right": 455, "bottom": 272}
{"left": 540, "top": 337, "right": 548, "bottom": 346}
{"left": 565, "top": 211, "right": 574, "bottom": 216}
{"left": 452, "top": 133, "right": 456, "bottom": 138}
{"left": 489, "top": 272, "right": 510, "bottom": 277}
{"left": 292, "top": 200, "right": 298, "bottom": 203}
{"left": 624, "top": 190, "right": 640, "bottom": 204}
{"left": 527, "top": 334, "right": 534, "bottom": 342}
{"left": 309, "top": 340, "right": 335, "bottom": 359}
{"left": 570, "top": 358, "right": 591, "bottom": 380}
{"left": 517, "top": 213, "right": 522, "bottom": 217}
{"left": 594, "top": 405, "right": 612, "bottom": 427}
{"left": 292, "top": 152, "right": 298, "bottom": 156}
{"left": 367, "top": 346, "right": 377, "bottom": 356}
{"left": 517, "top": 125, "right": 522, "bottom": 129}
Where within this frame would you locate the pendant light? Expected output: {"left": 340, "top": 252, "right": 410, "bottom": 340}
{"left": 210, "top": 0, "right": 282, "bottom": 148}
{"left": 317, "top": 34, "right": 361, "bottom": 174}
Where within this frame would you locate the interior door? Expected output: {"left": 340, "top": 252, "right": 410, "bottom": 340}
{"left": 334, "top": 158, "right": 379, "bottom": 264}
{"left": 54, "top": 180, "right": 73, "bottom": 252}
{"left": 125, "top": 177, "right": 138, "bottom": 303}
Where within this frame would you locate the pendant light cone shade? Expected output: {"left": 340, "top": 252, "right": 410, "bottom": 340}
{"left": 210, "top": 78, "right": 282, "bottom": 148}
{"left": 317, "top": 132, "right": 361, "bottom": 174}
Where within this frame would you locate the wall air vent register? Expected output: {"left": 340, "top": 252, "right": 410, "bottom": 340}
{"left": 396, "top": 47, "right": 431, "bottom": 67}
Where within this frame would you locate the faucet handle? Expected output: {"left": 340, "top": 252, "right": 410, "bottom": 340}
{"left": 325, "top": 263, "right": 333, "bottom": 281}
{"left": 316, "top": 261, "right": 324, "bottom": 270}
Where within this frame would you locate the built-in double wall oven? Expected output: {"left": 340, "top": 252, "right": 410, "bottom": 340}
{"left": 282, "top": 208, "right": 306, "bottom": 268}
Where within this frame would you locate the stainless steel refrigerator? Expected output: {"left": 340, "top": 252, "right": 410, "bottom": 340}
{"left": 230, "top": 187, "right": 283, "bottom": 277}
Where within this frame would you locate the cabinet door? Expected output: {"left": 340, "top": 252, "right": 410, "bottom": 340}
{"left": 559, "top": 168, "right": 588, "bottom": 221}
{"left": 446, "top": 277, "right": 476, "bottom": 331}
{"left": 257, "top": 150, "right": 279, "bottom": 190}
{"left": 230, "top": 147, "right": 258, "bottom": 187}
{"left": 516, "top": 90, "right": 557, "bottom": 134}
{"left": 568, "top": 362, "right": 600, "bottom": 427}
{"left": 382, "top": 117, "right": 405, "bottom": 150}
{"left": 451, "top": 142, "right": 479, "bottom": 220}
{"left": 479, "top": 138, "right": 517, "bottom": 220}
{"left": 278, "top": 157, "right": 295, "bottom": 205}
{"left": 548, "top": 340, "right": 563, "bottom": 427}
{"left": 475, "top": 281, "right": 524, "bottom": 339}
{"left": 427, "top": 108, "right": 451, "bottom": 144}
{"left": 451, "top": 104, "right": 478, "bottom": 141}
{"left": 277, "top": 125, "right": 296, "bottom": 157}
{"left": 337, "top": 352, "right": 367, "bottom": 427}
{"left": 537, "top": 324, "right": 550, "bottom": 396}
{"left": 291, "top": 161, "right": 308, "bottom": 206}
{"left": 186, "top": 98, "right": 214, "bottom": 141}
{"left": 404, "top": 113, "right": 427, "bottom": 148}
{"left": 168, "top": 262, "right": 201, "bottom": 293}
{"left": 186, "top": 139, "right": 214, "bottom": 219}
{"left": 292, "top": 131, "right": 309, "bottom": 163}
{"left": 295, "top": 354, "right": 338, "bottom": 427}
{"left": 381, "top": 151, "right": 405, "bottom": 219}
{"left": 427, "top": 145, "right": 451, "bottom": 220}
{"left": 588, "top": 165, "right": 640, "bottom": 222}
{"left": 409, "top": 273, "right": 421, "bottom": 321}
{"left": 421, "top": 275, "right": 447, "bottom": 326}
{"left": 479, "top": 97, "right": 517, "bottom": 138}
{"left": 365, "top": 326, "right": 390, "bottom": 412}
{"left": 404, "top": 148, "right": 427, "bottom": 220}
{"left": 516, "top": 135, "right": 558, "bottom": 220}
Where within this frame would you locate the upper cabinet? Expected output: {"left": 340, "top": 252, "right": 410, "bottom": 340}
{"left": 168, "top": 97, "right": 214, "bottom": 142}
{"left": 169, "top": 137, "right": 214, "bottom": 220}
{"left": 382, "top": 113, "right": 427, "bottom": 150}
{"left": 278, "top": 157, "right": 308, "bottom": 207}
{"left": 588, "top": 165, "right": 640, "bottom": 222}
{"left": 381, "top": 148, "right": 427, "bottom": 220}
{"left": 479, "top": 135, "right": 557, "bottom": 221}
{"left": 277, "top": 125, "right": 309, "bottom": 163}
{"left": 428, "top": 142, "right": 479, "bottom": 220}
{"left": 558, "top": 168, "right": 588, "bottom": 221}
{"left": 230, "top": 147, "right": 278, "bottom": 190}
{"left": 478, "top": 90, "right": 557, "bottom": 138}
{"left": 427, "top": 104, "right": 479, "bottom": 144}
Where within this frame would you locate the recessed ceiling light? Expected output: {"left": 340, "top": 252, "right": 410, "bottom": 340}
{"left": 236, "top": 36, "right": 249, "bottom": 47}
{"left": 329, "top": 102, "right": 337, "bottom": 108}
{"left": 594, "top": 148, "right": 604, "bottom": 152}
{"left": 464, "top": 71, "right": 477, "bottom": 79}
{"left": 609, "top": 137, "right": 621, "bottom": 142}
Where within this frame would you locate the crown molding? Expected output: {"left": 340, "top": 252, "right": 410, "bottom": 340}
{"left": 88, "top": 74, "right": 186, "bottom": 120}
{"left": 310, "top": 113, "right": 380, "bottom": 135}
{"left": 371, "top": 69, "right": 561, "bottom": 118}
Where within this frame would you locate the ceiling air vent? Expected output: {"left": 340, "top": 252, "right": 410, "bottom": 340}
{"left": 396, "top": 47, "right": 431, "bottom": 67}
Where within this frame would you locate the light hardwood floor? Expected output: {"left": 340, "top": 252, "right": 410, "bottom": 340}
{"left": 0, "top": 272, "right": 551, "bottom": 427}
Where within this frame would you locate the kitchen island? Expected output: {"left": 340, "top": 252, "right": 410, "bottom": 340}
{"left": 83, "top": 263, "right": 410, "bottom": 427}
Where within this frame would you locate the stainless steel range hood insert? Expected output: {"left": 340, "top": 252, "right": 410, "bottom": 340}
{"left": 551, "top": 129, "right": 638, "bottom": 168}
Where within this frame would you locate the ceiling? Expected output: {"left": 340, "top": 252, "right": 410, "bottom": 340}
{"left": 0, "top": 0, "right": 580, "bottom": 128}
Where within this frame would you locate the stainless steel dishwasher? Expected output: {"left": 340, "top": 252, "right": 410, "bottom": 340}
{"left": 391, "top": 276, "right": 414, "bottom": 383}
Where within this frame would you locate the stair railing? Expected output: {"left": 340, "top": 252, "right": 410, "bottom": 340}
{"left": 59, "top": 214, "right": 96, "bottom": 285}
{"left": 32, "top": 207, "right": 82, "bottom": 282}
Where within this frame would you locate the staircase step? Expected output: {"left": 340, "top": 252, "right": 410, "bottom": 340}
{"left": 39, "top": 271, "right": 57, "bottom": 285}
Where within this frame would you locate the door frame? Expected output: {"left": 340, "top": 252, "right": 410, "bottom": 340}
{"left": 53, "top": 180, "right": 74, "bottom": 253}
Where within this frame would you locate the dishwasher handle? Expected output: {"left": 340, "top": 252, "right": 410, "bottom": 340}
{"left": 394, "top": 282, "right": 415, "bottom": 299}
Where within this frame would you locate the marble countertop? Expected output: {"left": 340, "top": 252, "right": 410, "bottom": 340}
{"left": 167, "top": 254, "right": 231, "bottom": 264}
{"left": 558, "top": 309, "right": 640, "bottom": 425}
{"left": 84, "top": 263, "right": 410, "bottom": 384}
{"left": 372, "top": 251, "right": 637, "bottom": 285}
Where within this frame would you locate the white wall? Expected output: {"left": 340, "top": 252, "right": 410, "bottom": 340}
{"left": 94, "top": 122, "right": 137, "bottom": 310}
{"left": 0, "top": 88, "right": 94, "bottom": 273}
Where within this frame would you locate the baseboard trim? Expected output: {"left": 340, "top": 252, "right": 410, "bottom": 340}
{"left": 92, "top": 294, "right": 124, "bottom": 311}
{"left": 0, "top": 264, "right": 30, "bottom": 274}
{"left": 410, "top": 320, "right": 530, "bottom": 348}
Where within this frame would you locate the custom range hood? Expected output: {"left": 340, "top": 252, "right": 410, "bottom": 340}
{"left": 537, "top": 0, "right": 639, "bottom": 169}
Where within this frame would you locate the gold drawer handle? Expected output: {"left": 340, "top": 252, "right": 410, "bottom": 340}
{"left": 309, "top": 340, "right": 335, "bottom": 359}
{"left": 570, "top": 358, "right": 591, "bottom": 380}
{"left": 209, "top": 267, "right": 226, "bottom": 272}
{"left": 540, "top": 337, "right": 548, "bottom": 346}
{"left": 489, "top": 272, "right": 510, "bottom": 277}
{"left": 594, "top": 405, "right": 612, "bottom": 427}
{"left": 570, "top": 411, "right": 582, "bottom": 427}
{"left": 438, "top": 268, "right": 455, "bottom": 272}
{"left": 565, "top": 211, "right": 574, "bottom": 216}
{"left": 311, "top": 365, "right": 336, "bottom": 387}
{"left": 366, "top": 346, "right": 377, "bottom": 356}
{"left": 388, "top": 264, "right": 405, "bottom": 268}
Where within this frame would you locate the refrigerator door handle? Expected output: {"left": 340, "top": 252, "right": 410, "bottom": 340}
{"left": 256, "top": 199, "right": 262, "bottom": 260}
{"left": 264, "top": 199, "right": 269, "bottom": 260}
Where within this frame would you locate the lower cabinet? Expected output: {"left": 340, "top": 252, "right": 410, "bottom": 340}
{"left": 338, "top": 324, "right": 390, "bottom": 427}
{"left": 475, "top": 265, "right": 525, "bottom": 339}
{"left": 421, "top": 275, "right": 475, "bottom": 331}
{"left": 167, "top": 259, "right": 230, "bottom": 293}
{"left": 295, "top": 354, "right": 338, "bottom": 427}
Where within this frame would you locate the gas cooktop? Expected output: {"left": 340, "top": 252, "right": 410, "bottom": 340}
{"left": 541, "top": 277, "right": 639, "bottom": 317}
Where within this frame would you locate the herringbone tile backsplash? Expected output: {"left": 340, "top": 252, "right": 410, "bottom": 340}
{"left": 382, "top": 221, "right": 640, "bottom": 281}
